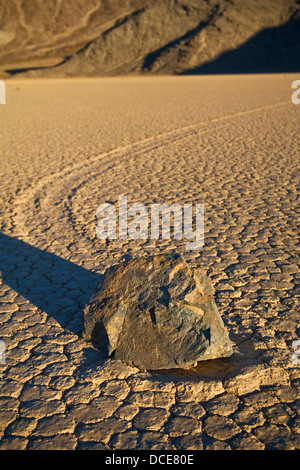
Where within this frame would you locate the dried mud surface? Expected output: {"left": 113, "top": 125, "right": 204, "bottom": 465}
{"left": 0, "top": 75, "right": 299, "bottom": 450}
{"left": 1, "top": 0, "right": 299, "bottom": 77}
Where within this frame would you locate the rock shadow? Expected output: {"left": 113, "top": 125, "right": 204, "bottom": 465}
{"left": 0, "top": 233, "right": 100, "bottom": 335}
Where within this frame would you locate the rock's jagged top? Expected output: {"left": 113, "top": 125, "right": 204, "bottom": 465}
{"left": 83, "top": 254, "right": 233, "bottom": 370}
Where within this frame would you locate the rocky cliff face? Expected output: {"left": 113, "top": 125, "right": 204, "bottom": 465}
{"left": 0, "top": 0, "right": 153, "bottom": 75}
{"left": 1, "top": 0, "right": 299, "bottom": 77}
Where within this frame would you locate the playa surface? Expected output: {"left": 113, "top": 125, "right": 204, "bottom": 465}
{"left": 0, "top": 75, "right": 299, "bottom": 449}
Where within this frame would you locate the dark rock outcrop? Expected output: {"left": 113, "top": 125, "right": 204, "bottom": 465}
{"left": 83, "top": 254, "right": 233, "bottom": 370}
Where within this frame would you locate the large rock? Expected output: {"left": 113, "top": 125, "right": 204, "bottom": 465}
{"left": 83, "top": 254, "right": 233, "bottom": 370}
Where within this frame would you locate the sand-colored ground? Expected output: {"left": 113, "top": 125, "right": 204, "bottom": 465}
{"left": 0, "top": 75, "right": 299, "bottom": 450}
